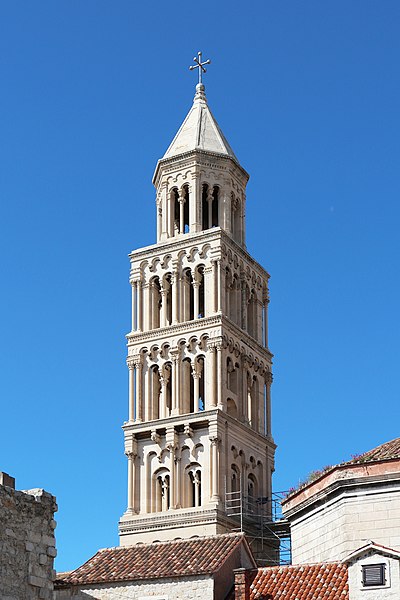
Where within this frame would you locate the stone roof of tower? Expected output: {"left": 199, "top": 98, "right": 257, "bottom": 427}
{"left": 162, "top": 83, "right": 238, "bottom": 161}
{"left": 55, "top": 533, "right": 254, "bottom": 586}
{"left": 244, "top": 563, "right": 349, "bottom": 600}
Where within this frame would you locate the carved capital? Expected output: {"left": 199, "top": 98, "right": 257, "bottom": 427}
{"left": 209, "top": 436, "right": 221, "bottom": 447}
{"left": 151, "top": 430, "right": 161, "bottom": 445}
{"left": 125, "top": 450, "right": 137, "bottom": 460}
{"left": 265, "top": 371, "right": 273, "bottom": 385}
{"left": 184, "top": 423, "right": 194, "bottom": 438}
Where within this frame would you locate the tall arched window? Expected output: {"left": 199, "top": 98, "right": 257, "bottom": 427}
{"left": 188, "top": 469, "right": 201, "bottom": 507}
{"left": 150, "top": 365, "right": 161, "bottom": 419}
{"left": 182, "top": 269, "right": 194, "bottom": 321}
{"left": 150, "top": 277, "right": 161, "bottom": 329}
{"left": 182, "top": 358, "right": 194, "bottom": 413}
{"left": 212, "top": 186, "right": 219, "bottom": 227}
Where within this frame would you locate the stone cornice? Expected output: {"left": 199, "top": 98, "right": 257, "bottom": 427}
{"left": 126, "top": 313, "right": 272, "bottom": 362}
{"left": 152, "top": 149, "right": 249, "bottom": 187}
{"left": 283, "top": 470, "right": 400, "bottom": 522}
{"left": 128, "top": 229, "right": 270, "bottom": 282}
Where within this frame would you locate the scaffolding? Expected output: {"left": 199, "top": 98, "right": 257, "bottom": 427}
{"left": 225, "top": 486, "right": 292, "bottom": 566}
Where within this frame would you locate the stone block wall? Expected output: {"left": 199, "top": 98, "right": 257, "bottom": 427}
{"left": 56, "top": 575, "right": 214, "bottom": 600}
{"left": 0, "top": 473, "right": 58, "bottom": 600}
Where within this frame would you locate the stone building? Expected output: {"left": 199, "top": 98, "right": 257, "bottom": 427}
{"left": 0, "top": 471, "right": 57, "bottom": 600}
{"left": 56, "top": 533, "right": 255, "bottom": 600}
{"left": 281, "top": 437, "right": 400, "bottom": 563}
{"left": 119, "top": 72, "right": 276, "bottom": 548}
{"left": 231, "top": 437, "right": 400, "bottom": 599}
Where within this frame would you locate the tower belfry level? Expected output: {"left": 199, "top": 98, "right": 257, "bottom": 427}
{"left": 119, "top": 64, "right": 276, "bottom": 555}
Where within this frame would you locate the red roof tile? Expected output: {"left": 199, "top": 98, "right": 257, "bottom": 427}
{"left": 57, "top": 533, "right": 250, "bottom": 586}
{"left": 248, "top": 563, "right": 348, "bottom": 600}
{"left": 348, "top": 437, "right": 400, "bottom": 464}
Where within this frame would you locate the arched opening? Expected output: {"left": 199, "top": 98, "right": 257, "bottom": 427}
{"left": 196, "top": 265, "right": 205, "bottom": 318}
{"left": 212, "top": 186, "right": 219, "bottom": 227}
{"left": 151, "top": 365, "right": 161, "bottom": 419}
{"left": 150, "top": 277, "right": 161, "bottom": 329}
{"left": 182, "top": 269, "right": 194, "bottom": 321}
{"left": 202, "top": 184, "right": 209, "bottom": 231}
{"left": 183, "top": 184, "right": 190, "bottom": 233}
{"left": 227, "top": 357, "right": 237, "bottom": 394}
{"left": 188, "top": 469, "right": 201, "bottom": 507}
{"left": 182, "top": 358, "right": 194, "bottom": 414}
{"left": 172, "top": 188, "right": 180, "bottom": 236}
{"left": 163, "top": 363, "right": 172, "bottom": 418}
{"left": 247, "top": 473, "right": 258, "bottom": 513}
{"left": 197, "top": 356, "right": 205, "bottom": 411}
{"left": 247, "top": 288, "right": 257, "bottom": 338}
{"left": 163, "top": 273, "right": 172, "bottom": 326}
{"left": 227, "top": 397, "right": 238, "bottom": 419}
{"left": 231, "top": 464, "right": 240, "bottom": 493}
{"left": 155, "top": 471, "right": 170, "bottom": 512}
{"left": 233, "top": 198, "right": 241, "bottom": 242}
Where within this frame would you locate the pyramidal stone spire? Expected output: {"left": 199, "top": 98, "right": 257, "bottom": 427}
{"left": 163, "top": 82, "right": 238, "bottom": 161}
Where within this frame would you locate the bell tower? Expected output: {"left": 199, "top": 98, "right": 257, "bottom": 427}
{"left": 119, "top": 55, "right": 276, "bottom": 549}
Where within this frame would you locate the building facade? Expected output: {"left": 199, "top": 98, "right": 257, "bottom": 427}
{"left": 281, "top": 437, "right": 400, "bottom": 564}
{"left": 118, "top": 79, "right": 276, "bottom": 546}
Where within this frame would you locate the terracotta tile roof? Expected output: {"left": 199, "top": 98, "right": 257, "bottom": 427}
{"left": 249, "top": 562, "right": 348, "bottom": 599}
{"left": 348, "top": 437, "right": 400, "bottom": 464}
{"left": 57, "top": 533, "right": 249, "bottom": 586}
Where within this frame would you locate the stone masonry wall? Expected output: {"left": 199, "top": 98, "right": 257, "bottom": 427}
{"left": 0, "top": 473, "right": 58, "bottom": 600}
{"left": 55, "top": 575, "right": 214, "bottom": 600}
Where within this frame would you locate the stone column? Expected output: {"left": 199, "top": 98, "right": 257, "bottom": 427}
{"left": 242, "top": 356, "right": 248, "bottom": 423}
{"left": 178, "top": 191, "right": 185, "bottom": 234}
{"left": 131, "top": 281, "right": 137, "bottom": 332}
{"left": 145, "top": 365, "right": 152, "bottom": 421}
{"left": 156, "top": 197, "right": 162, "bottom": 242}
{"left": 192, "top": 368, "right": 200, "bottom": 412}
{"left": 136, "top": 281, "right": 142, "bottom": 331}
{"left": 217, "top": 260, "right": 222, "bottom": 312}
{"left": 207, "top": 188, "right": 213, "bottom": 229}
{"left": 171, "top": 353, "right": 180, "bottom": 415}
{"left": 160, "top": 182, "right": 168, "bottom": 241}
{"left": 126, "top": 451, "right": 137, "bottom": 513}
{"left": 190, "top": 171, "right": 201, "bottom": 232}
{"left": 216, "top": 342, "right": 223, "bottom": 409}
{"left": 168, "top": 444, "right": 176, "bottom": 508}
{"left": 265, "top": 371, "right": 273, "bottom": 437}
{"left": 127, "top": 359, "right": 135, "bottom": 422}
{"left": 212, "top": 261, "right": 218, "bottom": 313}
{"left": 135, "top": 356, "right": 143, "bottom": 422}
{"left": 175, "top": 456, "right": 182, "bottom": 508}
{"left": 193, "top": 279, "right": 200, "bottom": 319}
{"left": 160, "top": 288, "right": 168, "bottom": 327}
{"left": 208, "top": 343, "right": 217, "bottom": 407}
{"left": 210, "top": 436, "right": 221, "bottom": 501}
{"left": 172, "top": 270, "right": 179, "bottom": 324}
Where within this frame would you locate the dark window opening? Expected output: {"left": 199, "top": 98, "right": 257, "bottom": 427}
{"left": 362, "top": 564, "right": 386, "bottom": 587}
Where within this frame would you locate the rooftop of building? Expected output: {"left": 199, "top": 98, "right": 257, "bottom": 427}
{"left": 162, "top": 83, "right": 239, "bottom": 162}
{"left": 282, "top": 436, "right": 400, "bottom": 506}
{"left": 55, "top": 533, "right": 254, "bottom": 587}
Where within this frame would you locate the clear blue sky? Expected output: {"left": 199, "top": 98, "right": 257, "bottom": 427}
{"left": 1, "top": 1, "right": 399, "bottom": 571}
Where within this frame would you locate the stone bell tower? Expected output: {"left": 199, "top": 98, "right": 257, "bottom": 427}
{"left": 119, "top": 54, "right": 275, "bottom": 547}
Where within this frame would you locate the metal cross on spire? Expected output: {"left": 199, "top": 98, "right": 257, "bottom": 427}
{"left": 189, "top": 51, "right": 211, "bottom": 85}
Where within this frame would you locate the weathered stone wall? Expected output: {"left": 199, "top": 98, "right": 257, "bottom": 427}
{"left": 56, "top": 574, "right": 214, "bottom": 600}
{"left": 288, "top": 482, "right": 400, "bottom": 563}
{"left": 0, "top": 473, "right": 57, "bottom": 600}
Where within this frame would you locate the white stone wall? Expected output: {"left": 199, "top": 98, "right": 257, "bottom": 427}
{"left": 0, "top": 479, "right": 57, "bottom": 600}
{"left": 348, "top": 552, "right": 400, "bottom": 600}
{"left": 290, "top": 484, "right": 400, "bottom": 563}
{"left": 56, "top": 574, "right": 213, "bottom": 600}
